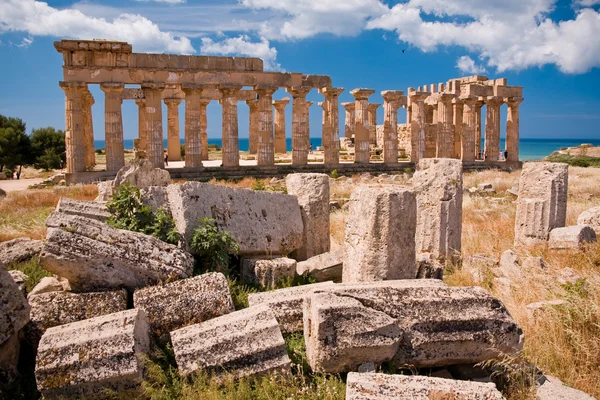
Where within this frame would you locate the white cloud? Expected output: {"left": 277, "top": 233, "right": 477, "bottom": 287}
{"left": 134, "top": 0, "right": 186, "bottom": 3}
{"left": 200, "top": 35, "right": 282, "bottom": 71}
{"left": 16, "top": 36, "right": 33, "bottom": 48}
{"left": 456, "top": 55, "right": 486, "bottom": 74}
{"left": 0, "top": 0, "right": 194, "bottom": 54}
{"left": 575, "top": 0, "right": 600, "bottom": 6}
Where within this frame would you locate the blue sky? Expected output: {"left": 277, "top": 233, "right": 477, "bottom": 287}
{"left": 0, "top": 0, "right": 599, "bottom": 141}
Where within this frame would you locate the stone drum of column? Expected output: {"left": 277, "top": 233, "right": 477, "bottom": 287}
{"left": 350, "top": 89, "right": 375, "bottom": 163}
{"left": 272, "top": 98, "right": 289, "bottom": 153}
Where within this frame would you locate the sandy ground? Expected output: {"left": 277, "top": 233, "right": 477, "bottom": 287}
{"left": 0, "top": 178, "right": 43, "bottom": 192}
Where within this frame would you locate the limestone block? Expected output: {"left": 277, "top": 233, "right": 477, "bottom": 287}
{"left": 548, "top": 225, "right": 596, "bottom": 250}
{"left": 167, "top": 182, "right": 303, "bottom": 256}
{"left": 285, "top": 173, "right": 330, "bottom": 260}
{"left": 40, "top": 212, "right": 194, "bottom": 292}
{"left": 170, "top": 306, "right": 291, "bottom": 379}
{"left": 247, "top": 281, "right": 335, "bottom": 333}
{"left": 95, "top": 181, "right": 113, "bottom": 201}
{"left": 133, "top": 272, "right": 234, "bottom": 337}
{"left": 28, "top": 276, "right": 69, "bottom": 297}
{"left": 343, "top": 185, "right": 417, "bottom": 282}
{"left": 241, "top": 257, "right": 296, "bottom": 288}
{"left": 537, "top": 375, "right": 595, "bottom": 400}
{"left": 296, "top": 248, "right": 344, "bottom": 282}
{"left": 55, "top": 197, "right": 111, "bottom": 222}
{"left": 514, "top": 162, "right": 568, "bottom": 246}
{"left": 140, "top": 186, "right": 170, "bottom": 211}
{"left": 0, "top": 265, "right": 30, "bottom": 345}
{"left": 113, "top": 159, "right": 171, "bottom": 189}
{"left": 26, "top": 289, "right": 127, "bottom": 346}
{"left": 8, "top": 270, "right": 27, "bottom": 295}
{"left": 577, "top": 206, "right": 600, "bottom": 234}
{"left": 0, "top": 333, "right": 20, "bottom": 382}
{"left": 0, "top": 237, "right": 43, "bottom": 265}
{"left": 35, "top": 309, "right": 151, "bottom": 399}
{"left": 413, "top": 158, "right": 463, "bottom": 262}
{"left": 345, "top": 373, "right": 504, "bottom": 400}
{"left": 303, "top": 280, "right": 523, "bottom": 373}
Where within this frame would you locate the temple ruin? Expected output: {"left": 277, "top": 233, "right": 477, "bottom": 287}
{"left": 54, "top": 39, "right": 523, "bottom": 182}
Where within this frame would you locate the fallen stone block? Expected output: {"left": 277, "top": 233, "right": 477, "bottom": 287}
{"left": 514, "top": 162, "right": 568, "bottom": 246}
{"left": 167, "top": 182, "right": 303, "bottom": 256}
{"left": 296, "top": 248, "right": 344, "bottom": 282}
{"left": 113, "top": 159, "right": 171, "bottom": 189}
{"left": 303, "top": 280, "right": 523, "bottom": 373}
{"left": 140, "top": 186, "right": 170, "bottom": 212}
{"left": 35, "top": 309, "right": 151, "bottom": 399}
{"left": 0, "top": 333, "right": 20, "bottom": 382}
{"left": 170, "top": 306, "right": 291, "bottom": 379}
{"left": 240, "top": 257, "right": 296, "bottom": 288}
{"left": 247, "top": 281, "right": 336, "bottom": 333}
{"left": 95, "top": 181, "right": 113, "bottom": 201}
{"left": 285, "top": 173, "right": 330, "bottom": 260}
{"left": 537, "top": 375, "right": 595, "bottom": 400}
{"left": 577, "top": 206, "right": 600, "bottom": 234}
{"left": 28, "top": 276, "right": 69, "bottom": 297}
{"left": 26, "top": 289, "right": 128, "bottom": 346}
{"left": 55, "top": 197, "right": 111, "bottom": 222}
{"left": 40, "top": 212, "right": 194, "bottom": 292}
{"left": 133, "top": 272, "right": 234, "bottom": 337}
{"left": 345, "top": 372, "right": 504, "bottom": 400}
{"left": 0, "top": 264, "right": 30, "bottom": 345}
{"left": 343, "top": 185, "right": 417, "bottom": 282}
{"left": 0, "top": 237, "right": 43, "bottom": 265}
{"left": 548, "top": 225, "right": 596, "bottom": 250}
{"left": 8, "top": 270, "right": 28, "bottom": 295}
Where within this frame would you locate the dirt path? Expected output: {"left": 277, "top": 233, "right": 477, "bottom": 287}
{"left": 0, "top": 178, "right": 43, "bottom": 193}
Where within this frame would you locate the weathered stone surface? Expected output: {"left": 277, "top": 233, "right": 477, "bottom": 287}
{"left": 55, "top": 197, "right": 111, "bottom": 222}
{"left": 241, "top": 257, "right": 296, "bottom": 288}
{"left": 343, "top": 185, "right": 417, "bottom": 282}
{"left": 345, "top": 373, "right": 504, "bottom": 400}
{"left": 26, "top": 289, "right": 128, "bottom": 346}
{"left": 515, "top": 162, "right": 568, "bottom": 246}
{"left": 167, "top": 182, "right": 303, "bottom": 256}
{"left": 41, "top": 212, "right": 194, "bottom": 292}
{"left": 247, "top": 281, "right": 335, "bottom": 333}
{"left": 303, "top": 280, "right": 523, "bottom": 373}
{"left": 171, "top": 306, "right": 291, "bottom": 379}
{"left": 548, "top": 226, "right": 597, "bottom": 250}
{"left": 536, "top": 375, "right": 595, "bottom": 400}
{"left": 413, "top": 158, "right": 463, "bottom": 262}
{"left": 296, "top": 248, "right": 344, "bottom": 282}
{"left": 35, "top": 309, "right": 151, "bottom": 399}
{"left": 113, "top": 159, "right": 171, "bottom": 189}
{"left": 285, "top": 173, "right": 330, "bottom": 261}
{"left": 0, "top": 237, "right": 43, "bottom": 265}
{"left": 133, "top": 272, "right": 234, "bottom": 336}
{"left": 0, "top": 264, "right": 30, "bottom": 345}
{"left": 577, "top": 206, "right": 600, "bottom": 234}
{"left": 415, "top": 253, "right": 444, "bottom": 279}
{"left": 28, "top": 276, "right": 68, "bottom": 297}
{"left": 8, "top": 270, "right": 28, "bottom": 295}
{"left": 0, "top": 333, "right": 20, "bottom": 382}
{"left": 140, "top": 186, "right": 170, "bottom": 211}
{"left": 95, "top": 180, "right": 114, "bottom": 201}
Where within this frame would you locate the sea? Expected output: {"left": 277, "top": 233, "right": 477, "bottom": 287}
{"left": 93, "top": 138, "right": 600, "bottom": 161}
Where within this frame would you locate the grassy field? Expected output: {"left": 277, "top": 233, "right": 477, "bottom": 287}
{"left": 1, "top": 167, "right": 599, "bottom": 399}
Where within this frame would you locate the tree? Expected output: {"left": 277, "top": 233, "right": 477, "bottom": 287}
{"left": 0, "top": 114, "right": 30, "bottom": 175}
{"left": 30, "top": 127, "right": 66, "bottom": 171}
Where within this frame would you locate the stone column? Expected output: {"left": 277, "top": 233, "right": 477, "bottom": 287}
{"left": 219, "top": 84, "right": 242, "bottom": 167}
{"left": 135, "top": 99, "right": 147, "bottom": 157}
{"left": 409, "top": 89, "right": 429, "bottom": 164}
{"left": 350, "top": 88, "right": 375, "bottom": 164}
{"left": 100, "top": 82, "right": 125, "bottom": 172}
{"left": 342, "top": 102, "right": 355, "bottom": 138}
{"left": 319, "top": 87, "right": 344, "bottom": 165}
{"left": 436, "top": 93, "right": 454, "bottom": 158}
{"left": 141, "top": 83, "right": 165, "bottom": 169}
{"left": 82, "top": 89, "right": 95, "bottom": 169}
{"left": 367, "top": 103, "right": 380, "bottom": 145}
{"left": 460, "top": 96, "right": 477, "bottom": 162}
{"left": 381, "top": 90, "right": 404, "bottom": 164}
{"left": 246, "top": 99, "right": 259, "bottom": 155}
{"left": 484, "top": 96, "right": 503, "bottom": 161}
{"left": 165, "top": 98, "right": 182, "bottom": 162}
{"left": 272, "top": 98, "right": 289, "bottom": 153}
{"left": 255, "top": 85, "right": 278, "bottom": 166}
{"left": 452, "top": 99, "right": 464, "bottom": 159}
{"left": 199, "top": 99, "right": 209, "bottom": 161}
{"left": 286, "top": 86, "right": 311, "bottom": 165}
{"left": 474, "top": 100, "right": 483, "bottom": 159}
{"left": 182, "top": 85, "right": 204, "bottom": 168}
{"left": 60, "top": 81, "right": 86, "bottom": 174}
{"left": 506, "top": 97, "right": 523, "bottom": 162}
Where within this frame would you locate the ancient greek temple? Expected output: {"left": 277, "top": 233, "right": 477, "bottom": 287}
{"left": 54, "top": 39, "right": 523, "bottom": 181}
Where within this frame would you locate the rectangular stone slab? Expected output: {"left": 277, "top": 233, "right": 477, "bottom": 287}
{"left": 170, "top": 306, "right": 291, "bottom": 379}
{"left": 55, "top": 197, "right": 111, "bottom": 222}
{"left": 40, "top": 212, "right": 194, "bottom": 292}
{"left": 296, "top": 248, "right": 344, "bottom": 282}
{"left": 0, "top": 264, "right": 30, "bottom": 345}
{"left": 35, "top": 309, "right": 150, "bottom": 399}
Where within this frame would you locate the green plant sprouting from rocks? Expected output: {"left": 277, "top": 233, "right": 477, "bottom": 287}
{"left": 106, "top": 183, "right": 180, "bottom": 245}
{"left": 189, "top": 217, "right": 239, "bottom": 272}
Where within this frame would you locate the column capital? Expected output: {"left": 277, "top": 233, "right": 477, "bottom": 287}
{"left": 59, "top": 81, "right": 86, "bottom": 92}
{"left": 100, "top": 82, "right": 125, "bottom": 93}
{"left": 408, "top": 90, "right": 430, "bottom": 101}
{"left": 305, "top": 101, "right": 314, "bottom": 107}
{"left": 367, "top": 103, "right": 381, "bottom": 112}
{"left": 135, "top": 98, "right": 146, "bottom": 107}
{"left": 505, "top": 96, "right": 524, "bottom": 106}
{"left": 342, "top": 102, "right": 355, "bottom": 111}
{"left": 246, "top": 98, "right": 259, "bottom": 108}
{"left": 286, "top": 86, "right": 311, "bottom": 98}
{"left": 350, "top": 88, "right": 375, "bottom": 100}
{"left": 272, "top": 98, "right": 290, "bottom": 108}
{"left": 381, "top": 90, "right": 404, "bottom": 102}
{"left": 164, "top": 98, "right": 182, "bottom": 107}
{"left": 141, "top": 82, "right": 165, "bottom": 92}
{"left": 483, "top": 96, "right": 503, "bottom": 106}
{"left": 434, "top": 92, "right": 455, "bottom": 104}
{"left": 254, "top": 84, "right": 278, "bottom": 96}
{"left": 198, "top": 99, "right": 210, "bottom": 106}
{"left": 458, "top": 94, "right": 477, "bottom": 104}
{"left": 219, "top": 84, "right": 243, "bottom": 97}
{"left": 182, "top": 83, "right": 204, "bottom": 96}
{"left": 319, "top": 87, "right": 344, "bottom": 97}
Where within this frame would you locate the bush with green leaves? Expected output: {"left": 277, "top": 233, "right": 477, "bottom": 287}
{"left": 189, "top": 217, "right": 239, "bottom": 272}
{"left": 106, "top": 183, "right": 179, "bottom": 245}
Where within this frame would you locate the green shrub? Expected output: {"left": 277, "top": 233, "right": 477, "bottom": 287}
{"left": 251, "top": 179, "right": 266, "bottom": 191}
{"left": 34, "top": 148, "right": 62, "bottom": 171}
{"left": 8, "top": 256, "right": 52, "bottom": 292}
{"left": 95, "top": 148, "right": 104, "bottom": 155}
{"left": 189, "top": 217, "right": 239, "bottom": 272}
{"left": 330, "top": 169, "right": 339, "bottom": 179}
{"left": 207, "top": 143, "right": 221, "bottom": 151}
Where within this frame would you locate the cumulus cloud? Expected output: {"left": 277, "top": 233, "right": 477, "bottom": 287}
{"left": 575, "top": 0, "right": 600, "bottom": 6}
{"left": 456, "top": 55, "right": 486, "bottom": 74}
{"left": 0, "top": 0, "right": 194, "bottom": 54}
{"left": 200, "top": 34, "right": 282, "bottom": 71}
